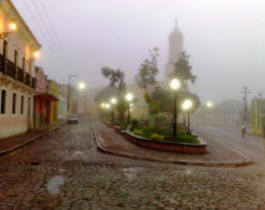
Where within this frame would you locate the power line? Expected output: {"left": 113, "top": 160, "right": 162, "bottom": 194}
{"left": 31, "top": 0, "right": 58, "bottom": 47}
{"left": 37, "top": 0, "right": 62, "bottom": 48}
{"left": 22, "top": 0, "right": 53, "bottom": 49}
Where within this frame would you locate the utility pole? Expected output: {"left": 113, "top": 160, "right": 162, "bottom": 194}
{"left": 241, "top": 86, "right": 250, "bottom": 123}
{"left": 67, "top": 74, "right": 78, "bottom": 113}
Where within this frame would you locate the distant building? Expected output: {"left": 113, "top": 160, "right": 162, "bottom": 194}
{"left": 165, "top": 20, "right": 183, "bottom": 79}
{"left": 251, "top": 98, "right": 265, "bottom": 135}
{"left": 0, "top": 0, "right": 41, "bottom": 139}
{"left": 34, "top": 67, "right": 57, "bottom": 129}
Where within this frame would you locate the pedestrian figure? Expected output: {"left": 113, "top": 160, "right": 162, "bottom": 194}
{"left": 241, "top": 123, "right": 246, "bottom": 138}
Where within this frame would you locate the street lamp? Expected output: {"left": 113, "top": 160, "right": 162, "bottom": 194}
{"left": 206, "top": 100, "right": 213, "bottom": 108}
{"left": 110, "top": 97, "right": 117, "bottom": 123}
{"left": 170, "top": 78, "right": 181, "bottom": 138}
{"left": 1, "top": 21, "right": 17, "bottom": 38}
{"left": 105, "top": 103, "right": 111, "bottom": 109}
{"left": 100, "top": 103, "right": 106, "bottom": 109}
{"left": 77, "top": 81, "right": 86, "bottom": 90}
{"left": 125, "top": 93, "right": 134, "bottom": 124}
{"left": 182, "top": 99, "right": 193, "bottom": 135}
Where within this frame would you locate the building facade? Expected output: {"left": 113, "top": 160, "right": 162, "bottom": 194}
{"left": 34, "top": 67, "right": 58, "bottom": 129}
{"left": 251, "top": 98, "right": 265, "bottom": 135}
{"left": 0, "top": 0, "right": 41, "bottom": 139}
{"left": 47, "top": 80, "right": 59, "bottom": 124}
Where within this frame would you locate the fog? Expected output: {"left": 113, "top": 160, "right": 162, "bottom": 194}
{"left": 12, "top": 0, "right": 265, "bottom": 104}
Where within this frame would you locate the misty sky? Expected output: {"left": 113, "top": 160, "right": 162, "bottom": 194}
{"left": 12, "top": 0, "right": 265, "bottom": 104}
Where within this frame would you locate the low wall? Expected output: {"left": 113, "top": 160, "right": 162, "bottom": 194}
{"left": 120, "top": 129, "right": 207, "bottom": 154}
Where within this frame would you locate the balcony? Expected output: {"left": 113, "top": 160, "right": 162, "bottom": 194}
{"left": 0, "top": 54, "right": 35, "bottom": 89}
{"left": 25, "top": 73, "right": 30, "bottom": 86}
{"left": 0, "top": 54, "right": 4, "bottom": 74}
{"left": 31, "top": 77, "right": 36, "bottom": 89}
{"left": 17, "top": 67, "right": 24, "bottom": 83}
{"left": 6, "top": 60, "right": 16, "bottom": 79}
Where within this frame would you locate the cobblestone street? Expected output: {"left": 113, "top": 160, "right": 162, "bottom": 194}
{"left": 1, "top": 116, "right": 265, "bottom": 209}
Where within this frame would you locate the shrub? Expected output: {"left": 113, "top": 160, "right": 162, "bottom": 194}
{"left": 150, "top": 133, "right": 164, "bottom": 141}
{"left": 178, "top": 135, "right": 199, "bottom": 144}
{"left": 133, "top": 129, "right": 144, "bottom": 136}
{"left": 121, "top": 124, "right": 128, "bottom": 130}
{"left": 131, "top": 119, "right": 138, "bottom": 130}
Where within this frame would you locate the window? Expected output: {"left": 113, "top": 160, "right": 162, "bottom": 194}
{"left": 1, "top": 89, "right": 6, "bottom": 114}
{"left": 12, "top": 92, "right": 16, "bottom": 114}
{"left": 21, "top": 95, "right": 24, "bottom": 114}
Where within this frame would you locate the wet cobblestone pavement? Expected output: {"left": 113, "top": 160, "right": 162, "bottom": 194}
{"left": 1, "top": 116, "right": 265, "bottom": 209}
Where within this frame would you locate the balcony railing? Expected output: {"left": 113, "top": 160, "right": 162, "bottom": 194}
{"left": 25, "top": 73, "right": 30, "bottom": 86}
{"left": 17, "top": 67, "right": 24, "bottom": 83}
{"left": 6, "top": 60, "right": 16, "bottom": 79}
{"left": 31, "top": 77, "right": 36, "bottom": 89}
{"left": 0, "top": 54, "right": 35, "bottom": 89}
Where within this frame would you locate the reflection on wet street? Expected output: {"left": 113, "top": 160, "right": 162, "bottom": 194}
{"left": 46, "top": 176, "right": 65, "bottom": 195}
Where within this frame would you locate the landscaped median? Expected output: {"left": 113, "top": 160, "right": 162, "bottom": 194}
{"left": 95, "top": 121, "right": 252, "bottom": 167}
{"left": 112, "top": 124, "right": 207, "bottom": 154}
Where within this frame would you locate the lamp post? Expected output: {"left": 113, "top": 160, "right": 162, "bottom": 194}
{"left": 105, "top": 103, "right": 111, "bottom": 121}
{"left": 182, "top": 99, "right": 193, "bottom": 135}
{"left": 110, "top": 97, "right": 117, "bottom": 123}
{"left": 170, "top": 78, "right": 181, "bottom": 138}
{"left": 77, "top": 81, "right": 86, "bottom": 114}
{"left": 125, "top": 93, "right": 134, "bottom": 124}
{"left": 206, "top": 100, "right": 213, "bottom": 123}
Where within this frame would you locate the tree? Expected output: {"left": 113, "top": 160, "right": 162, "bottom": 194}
{"left": 95, "top": 67, "right": 128, "bottom": 124}
{"left": 145, "top": 86, "right": 172, "bottom": 116}
{"left": 135, "top": 47, "right": 159, "bottom": 93}
{"left": 169, "top": 51, "right": 196, "bottom": 87}
{"left": 144, "top": 86, "right": 200, "bottom": 127}
{"left": 101, "top": 67, "right": 126, "bottom": 91}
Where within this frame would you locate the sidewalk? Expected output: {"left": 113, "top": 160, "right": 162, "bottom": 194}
{"left": 0, "top": 123, "right": 63, "bottom": 156}
{"left": 93, "top": 121, "right": 252, "bottom": 167}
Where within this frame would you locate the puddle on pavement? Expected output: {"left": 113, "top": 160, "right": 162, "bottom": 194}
{"left": 46, "top": 176, "right": 65, "bottom": 195}
{"left": 122, "top": 167, "right": 149, "bottom": 181}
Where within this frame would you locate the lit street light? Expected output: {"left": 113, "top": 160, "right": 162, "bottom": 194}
{"left": 105, "top": 103, "right": 110, "bottom": 109}
{"left": 1, "top": 21, "right": 17, "bottom": 38}
{"left": 170, "top": 78, "right": 181, "bottom": 138}
{"left": 77, "top": 81, "right": 86, "bottom": 90}
{"left": 8, "top": 22, "right": 17, "bottom": 32}
{"left": 100, "top": 103, "right": 106, "bottom": 109}
{"left": 125, "top": 93, "right": 134, "bottom": 124}
{"left": 182, "top": 99, "right": 193, "bottom": 135}
{"left": 111, "top": 97, "right": 117, "bottom": 105}
{"left": 206, "top": 100, "right": 213, "bottom": 108}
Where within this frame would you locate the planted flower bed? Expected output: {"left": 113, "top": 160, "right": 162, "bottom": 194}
{"left": 103, "top": 121, "right": 207, "bottom": 154}
{"left": 124, "top": 130, "right": 207, "bottom": 154}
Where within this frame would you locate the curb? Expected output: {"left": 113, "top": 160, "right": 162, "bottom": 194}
{"left": 0, "top": 124, "right": 63, "bottom": 156}
{"left": 92, "top": 128, "right": 252, "bottom": 167}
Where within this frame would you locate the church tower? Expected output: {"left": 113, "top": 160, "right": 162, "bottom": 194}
{"left": 165, "top": 20, "right": 183, "bottom": 80}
